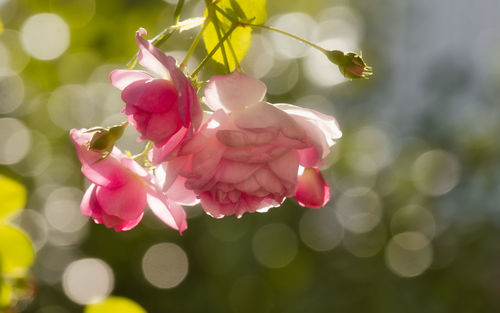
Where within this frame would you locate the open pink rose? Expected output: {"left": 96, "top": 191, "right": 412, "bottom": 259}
{"left": 161, "top": 72, "right": 342, "bottom": 218}
{"left": 110, "top": 28, "right": 202, "bottom": 164}
{"left": 70, "top": 128, "right": 187, "bottom": 233}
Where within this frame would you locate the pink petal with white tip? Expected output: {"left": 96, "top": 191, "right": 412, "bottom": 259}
{"left": 110, "top": 69, "right": 153, "bottom": 90}
{"left": 135, "top": 28, "right": 171, "bottom": 79}
{"left": 147, "top": 190, "right": 188, "bottom": 234}
{"left": 165, "top": 176, "right": 199, "bottom": 206}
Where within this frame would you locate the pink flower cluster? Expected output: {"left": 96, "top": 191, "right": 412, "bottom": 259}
{"left": 71, "top": 28, "right": 342, "bottom": 233}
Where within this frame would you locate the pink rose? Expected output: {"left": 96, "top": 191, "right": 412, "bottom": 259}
{"left": 162, "top": 72, "right": 342, "bottom": 218}
{"left": 110, "top": 28, "right": 202, "bottom": 164}
{"left": 70, "top": 128, "right": 187, "bottom": 233}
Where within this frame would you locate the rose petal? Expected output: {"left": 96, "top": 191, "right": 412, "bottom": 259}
{"left": 232, "top": 102, "right": 306, "bottom": 140}
{"left": 135, "top": 28, "right": 171, "bottom": 79}
{"left": 145, "top": 110, "right": 182, "bottom": 143}
{"left": 121, "top": 157, "right": 149, "bottom": 179}
{"left": 294, "top": 167, "right": 330, "bottom": 208}
{"left": 255, "top": 167, "right": 283, "bottom": 194}
{"left": 152, "top": 126, "right": 188, "bottom": 164}
{"left": 157, "top": 156, "right": 189, "bottom": 192}
{"left": 95, "top": 178, "right": 147, "bottom": 220}
{"left": 164, "top": 56, "right": 202, "bottom": 128}
{"left": 235, "top": 175, "right": 261, "bottom": 193}
{"left": 268, "top": 150, "right": 299, "bottom": 184}
{"left": 185, "top": 136, "right": 225, "bottom": 189}
{"left": 277, "top": 103, "right": 342, "bottom": 161}
{"left": 122, "top": 78, "right": 178, "bottom": 113}
{"left": 115, "top": 213, "right": 144, "bottom": 231}
{"left": 165, "top": 176, "right": 199, "bottom": 206}
{"left": 110, "top": 69, "right": 153, "bottom": 90}
{"left": 297, "top": 146, "right": 320, "bottom": 168}
{"left": 276, "top": 104, "right": 342, "bottom": 140}
{"left": 203, "top": 72, "right": 267, "bottom": 112}
{"left": 81, "top": 184, "right": 100, "bottom": 217}
{"left": 255, "top": 196, "right": 284, "bottom": 213}
{"left": 198, "top": 191, "right": 226, "bottom": 218}
{"left": 101, "top": 214, "right": 126, "bottom": 229}
{"left": 216, "top": 159, "right": 261, "bottom": 184}
{"left": 147, "top": 190, "right": 187, "bottom": 234}
{"left": 100, "top": 213, "right": 144, "bottom": 231}
{"left": 216, "top": 130, "right": 250, "bottom": 147}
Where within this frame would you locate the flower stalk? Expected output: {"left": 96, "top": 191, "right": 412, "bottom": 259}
{"left": 242, "top": 22, "right": 372, "bottom": 79}
{"left": 180, "top": 19, "right": 209, "bottom": 70}
{"left": 191, "top": 22, "right": 238, "bottom": 77}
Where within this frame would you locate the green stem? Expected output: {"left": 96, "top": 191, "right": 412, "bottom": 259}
{"left": 181, "top": 19, "right": 208, "bottom": 70}
{"left": 126, "top": 53, "right": 140, "bottom": 70}
{"left": 244, "top": 23, "right": 328, "bottom": 54}
{"left": 126, "top": 17, "right": 205, "bottom": 70}
{"left": 133, "top": 141, "right": 153, "bottom": 164}
{"left": 213, "top": 4, "right": 237, "bottom": 23}
{"left": 208, "top": 4, "right": 231, "bottom": 73}
{"left": 210, "top": 4, "right": 242, "bottom": 71}
{"left": 191, "top": 22, "right": 238, "bottom": 77}
{"left": 173, "top": 0, "right": 185, "bottom": 24}
{"left": 226, "top": 36, "right": 242, "bottom": 72}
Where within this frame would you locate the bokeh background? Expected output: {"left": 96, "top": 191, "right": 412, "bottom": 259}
{"left": 1, "top": 0, "right": 500, "bottom": 312}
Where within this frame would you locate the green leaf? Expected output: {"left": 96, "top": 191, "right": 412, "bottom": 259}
{"left": 0, "top": 176, "right": 27, "bottom": 222}
{"left": 0, "top": 280, "right": 13, "bottom": 308}
{"left": 215, "top": 0, "right": 267, "bottom": 25}
{"left": 0, "top": 17, "right": 3, "bottom": 34}
{"left": 203, "top": 19, "right": 251, "bottom": 71}
{"left": 0, "top": 225, "right": 34, "bottom": 276}
{"left": 229, "top": 0, "right": 247, "bottom": 21}
{"left": 202, "top": 0, "right": 266, "bottom": 71}
{"left": 84, "top": 297, "right": 147, "bottom": 313}
{"left": 230, "top": 0, "right": 266, "bottom": 24}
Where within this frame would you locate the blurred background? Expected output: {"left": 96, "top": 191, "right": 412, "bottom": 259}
{"left": 1, "top": 0, "right": 500, "bottom": 312}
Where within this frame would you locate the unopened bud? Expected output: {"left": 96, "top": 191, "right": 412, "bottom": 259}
{"left": 325, "top": 50, "right": 372, "bottom": 79}
{"left": 85, "top": 122, "right": 128, "bottom": 156}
